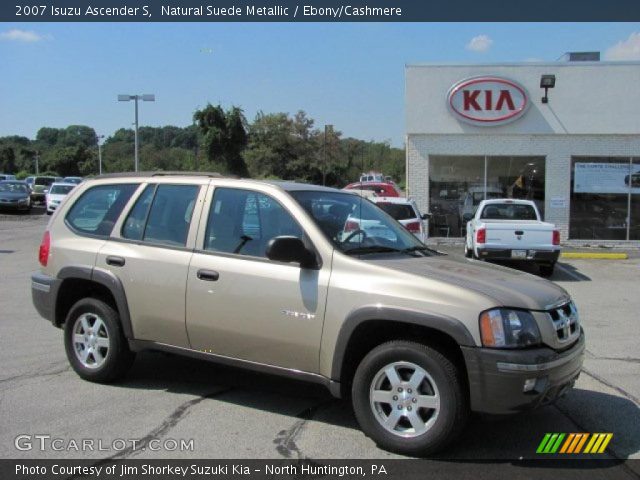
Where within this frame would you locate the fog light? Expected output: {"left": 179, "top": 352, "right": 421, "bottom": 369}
{"left": 523, "top": 378, "right": 537, "bottom": 392}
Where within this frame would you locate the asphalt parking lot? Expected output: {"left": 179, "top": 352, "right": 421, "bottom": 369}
{"left": 1, "top": 210, "right": 639, "bottom": 474}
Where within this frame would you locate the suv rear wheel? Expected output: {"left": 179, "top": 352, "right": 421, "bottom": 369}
{"left": 352, "top": 340, "right": 467, "bottom": 456}
{"left": 64, "top": 298, "right": 135, "bottom": 383}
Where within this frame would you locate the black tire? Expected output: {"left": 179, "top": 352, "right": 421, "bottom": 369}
{"left": 539, "top": 263, "right": 555, "bottom": 278}
{"left": 464, "top": 242, "right": 472, "bottom": 258}
{"left": 64, "top": 298, "right": 135, "bottom": 383}
{"left": 352, "top": 340, "right": 468, "bottom": 456}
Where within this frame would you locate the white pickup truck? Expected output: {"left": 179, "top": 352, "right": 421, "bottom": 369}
{"left": 464, "top": 199, "right": 561, "bottom": 277}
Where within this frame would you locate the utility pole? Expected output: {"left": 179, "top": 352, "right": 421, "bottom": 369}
{"left": 35, "top": 151, "right": 39, "bottom": 175}
{"left": 323, "top": 124, "right": 333, "bottom": 186}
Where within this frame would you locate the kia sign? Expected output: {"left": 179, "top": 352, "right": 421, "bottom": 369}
{"left": 447, "top": 76, "right": 529, "bottom": 126}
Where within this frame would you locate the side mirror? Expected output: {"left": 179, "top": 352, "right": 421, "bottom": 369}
{"left": 266, "top": 236, "right": 318, "bottom": 269}
{"left": 421, "top": 213, "right": 431, "bottom": 220}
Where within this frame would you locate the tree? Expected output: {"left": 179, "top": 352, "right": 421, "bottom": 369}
{"left": 193, "top": 104, "right": 249, "bottom": 176}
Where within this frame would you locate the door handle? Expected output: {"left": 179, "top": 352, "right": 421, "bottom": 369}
{"left": 197, "top": 269, "right": 219, "bottom": 281}
{"left": 515, "top": 230, "right": 524, "bottom": 236}
{"left": 106, "top": 256, "right": 126, "bottom": 267}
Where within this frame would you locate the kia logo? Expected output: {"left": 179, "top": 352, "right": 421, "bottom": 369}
{"left": 447, "top": 76, "right": 529, "bottom": 126}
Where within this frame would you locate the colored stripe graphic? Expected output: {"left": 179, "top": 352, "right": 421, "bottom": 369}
{"left": 538, "top": 433, "right": 612, "bottom": 454}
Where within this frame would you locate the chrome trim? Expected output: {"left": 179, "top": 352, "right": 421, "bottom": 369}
{"left": 496, "top": 343, "right": 584, "bottom": 373}
{"left": 31, "top": 282, "right": 51, "bottom": 293}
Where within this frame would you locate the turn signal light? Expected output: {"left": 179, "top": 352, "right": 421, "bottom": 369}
{"left": 476, "top": 228, "right": 486, "bottom": 244}
{"left": 39, "top": 231, "right": 50, "bottom": 267}
{"left": 553, "top": 230, "right": 560, "bottom": 245}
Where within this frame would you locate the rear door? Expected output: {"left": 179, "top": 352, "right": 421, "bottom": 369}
{"left": 96, "top": 181, "right": 207, "bottom": 347}
{"left": 185, "top": 185, "right": 329, "bottom": 373}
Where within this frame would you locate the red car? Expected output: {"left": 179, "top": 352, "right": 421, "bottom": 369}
{"left": 343, "top": 182, "right": 401, "bottom": 197}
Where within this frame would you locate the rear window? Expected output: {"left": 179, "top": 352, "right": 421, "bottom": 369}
{"left": 35, "top": 177, "right": 56, "bottom": 186}
{"left": 480, "top": 203, "right": 538, "bottom": 220}
{"left": 66, "top": 184, "right": 139, "bottom": 237}
{"left": 376, "top": 202, "right": 416, "bottom": 220}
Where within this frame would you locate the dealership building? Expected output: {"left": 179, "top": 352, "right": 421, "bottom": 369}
{"left": 405, "top": 54, "right": 640, "bottom": 242}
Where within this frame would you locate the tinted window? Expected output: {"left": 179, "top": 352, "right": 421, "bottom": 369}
{"left": 35, "top": 177, "right": 56, "bottom": 186}
{"left": 142, "top": 185, "right": 199, "bottom": 246}
{"left": 205, "top": 188, "right": 302, "bottom": 258}
{"left": 122, "top": 184, "right": 155, "bottom": 240}
{"left": 480, "top": 203, "right": 538, "bottom": 220}
{"left": 66, "top": 184, "right": 139, "bottom": 236}
{"left": 376, "top": 203, "right": 416, "bottom": 221}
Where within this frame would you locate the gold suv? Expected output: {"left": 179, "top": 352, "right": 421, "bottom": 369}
{"left": 32, "top": 172, "right": 584, "bottom": 456}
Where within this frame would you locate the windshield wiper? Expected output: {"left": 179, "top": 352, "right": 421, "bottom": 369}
{"left": 343, "top": 245, "right": 404, "bottom": 255}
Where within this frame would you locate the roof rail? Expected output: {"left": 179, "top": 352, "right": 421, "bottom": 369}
{"left": 95, "top": 171, "right": 236, "bottom": 180}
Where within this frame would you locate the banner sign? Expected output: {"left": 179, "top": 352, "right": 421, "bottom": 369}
{"left": 3, "top": 0, "right": 640, "bottom": 22}
{"left": 574, "top": 162, "right": 640, "bottom": 194}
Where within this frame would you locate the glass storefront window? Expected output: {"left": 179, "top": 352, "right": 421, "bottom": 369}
{"left": 629, "top": 158, "right": 640, "bottom": 241}
{"left": 428, "top": 155, "right": 545, "bottom": 237}
{"left": 570, "top": 157, "right": 636, "bottom": 241}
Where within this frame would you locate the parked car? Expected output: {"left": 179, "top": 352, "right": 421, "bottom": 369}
{"left": 343, "top": 188, "right": 378, "bottom": 200}
{"left": 0, "top": 174, "right": 17, "bottom": 181}
{"left": 464, "top": 199, "right": 560, "bottom": 277}
{"left": 32, "top": 173, "right": 584, "bottom": 456}
{"left": 359, "top": 171, "right": 385, "bottom": 183}
{"left": 30, "top": 176, "right": 58, "bottom": 204}
{"left": 63, "top": 176, "right": 84, "bottom": 185}
{"left": 46, "top": 182, "right": 76, "bottom": 215}
{"left": 344, "top": 181, "right": 401, "bottom": 197}
{"left": 372, "top": 196, "right": 429, "bottom": 243}
{"left": 0, "top": 180, "right": 31, "bottom": 211}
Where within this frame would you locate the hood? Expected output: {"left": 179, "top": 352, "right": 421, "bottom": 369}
{"left": 366, "top": 254, "right": 569, "bottom": 311}
{"left": 33, "top": 185, "right": 47, "bottom": 193}
{"left": 47, "top": 193, "right": 67, "bottom": 201}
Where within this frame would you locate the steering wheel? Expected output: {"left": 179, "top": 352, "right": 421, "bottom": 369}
{"left": 340, "top": 228, "right": 367, "bottom": 245}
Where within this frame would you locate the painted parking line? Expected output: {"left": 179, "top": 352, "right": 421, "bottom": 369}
{"left": 561, "top": 252, "right": 628, "bottom": 260}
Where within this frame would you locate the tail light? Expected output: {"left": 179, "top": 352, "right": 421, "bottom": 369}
{"left": 553, "top": 230, "right": 560, "bottom": 245}
{"left": 39, "top": 231, "right": 50, "bottom": 267}
{"left": 476, "top": 227, "right": 486, "bottom": 244}
{"left": 404, "top": 221, "right": 421, "bottom": 233}
{"left": 344, "top": 220, "right": 359, "bottom": 232}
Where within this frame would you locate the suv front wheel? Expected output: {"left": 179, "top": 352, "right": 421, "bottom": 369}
{"left": 352, "top": 340, "right": 468, "bottom": 456}
{"left": 64, "top": 298, "right": 135, "bottom": 383}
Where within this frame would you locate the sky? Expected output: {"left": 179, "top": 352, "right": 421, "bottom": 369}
{"left": 1, "top": 22, "right": 640, "bottom": 146}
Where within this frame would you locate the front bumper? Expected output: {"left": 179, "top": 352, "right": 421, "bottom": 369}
{"left": 461, "top": 329, "right": 585, "bottom": 415}
{"left": 0, "top": 200, "right": 30, "bottom": 210}
{"left": 477, "top": 247, "right": 560, "bottom": 263}
{"left": 31, "top": 272, "right": 61, "bottom": 326}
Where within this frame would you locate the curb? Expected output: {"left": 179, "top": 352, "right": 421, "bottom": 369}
{"left": 561, "top": 252, "right": 628, "bottom": 260}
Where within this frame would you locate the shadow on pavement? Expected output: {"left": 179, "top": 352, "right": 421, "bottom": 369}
{"left": 115, "top": 352, "right": 638, "bottom": 460}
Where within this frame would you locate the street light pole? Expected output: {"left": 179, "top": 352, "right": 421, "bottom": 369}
{"left": 97, "top": 135, "right": 105, "bottom": 175}
{"left": 35, "top": 151, "right": 39, "bottom": 175}
{"left": 323, "top": 124, "right": 333, "bottom": 186}
{"left": 118, "top": 94, "right": 155, "bottom": 172}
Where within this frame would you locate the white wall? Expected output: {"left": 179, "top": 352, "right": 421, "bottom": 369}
{"left": 406, "top": 62, "right": 640, "bottom": 136}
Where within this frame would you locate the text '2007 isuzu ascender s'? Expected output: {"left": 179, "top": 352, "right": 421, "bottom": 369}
{"left": 32, "top": 173, "right": 584, "bottom": 456}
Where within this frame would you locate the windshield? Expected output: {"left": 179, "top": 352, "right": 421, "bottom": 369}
{"left": 376, "top": 202, "right": 416, "bottom": 221}
{"left": 35, "top": 177, "right": 56, "bottom": 186}
{"left": 290, "top": 190, "right": 428, "bottom": 255}
{"left": 50, "top": 184, "right": 74, "bottom": 195}
{"left": 480, "top": 203, "right": 538, "bottom": 220}
{"left": 63, "top": 177, "right": 83, "bottom": 184}
{"left": 0, "top": 182, "right": 28, "bottom": 193}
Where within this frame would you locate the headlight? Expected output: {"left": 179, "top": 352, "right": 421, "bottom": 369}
{"left": 479, "top": 309, "right": 541, "bottom": 348}
{"left": 18, "top": 198, "right": 28, "bottom": 204}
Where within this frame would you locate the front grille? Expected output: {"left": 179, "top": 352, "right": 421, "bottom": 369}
{"left": 547, "top": 301, "right": 579, "bottom": 343}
